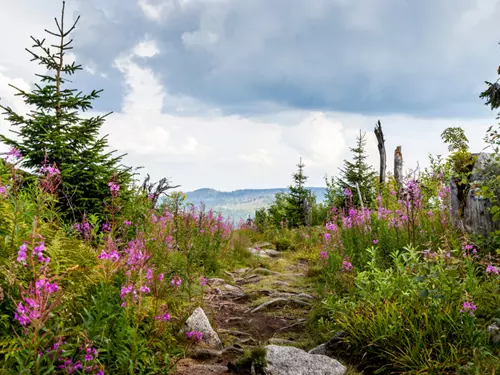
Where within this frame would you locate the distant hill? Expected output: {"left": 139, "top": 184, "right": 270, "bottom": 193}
{"left": 183, "top": 187, "right": 327, "bottom": 222}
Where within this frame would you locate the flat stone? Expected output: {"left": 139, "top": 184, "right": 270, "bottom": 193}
{"left": 264, "top": 345, "right": 346, "bottom": 375}
{"left": 223, "top": 284, "right": 243, "bottom": 292}
{"left": 250, "top": 298, "right": 311, "bottom": 313}
{"left": 273, "top": 281, "right": 290, "bottom": 287}
{"left": 262, "top": 250, "right": 282, "bottom": 258}
{"left": 234, "top": 268, "right": 250, "bottom": 274}
{"left": 253, "top": 267, "right": 280, "bottom": 276}
{"left": 254, "top": 242, "right": 273, "bottom": 248}
{"left": 236, "top": 274, "right": 262, "bottom": 285}
{"left": 184, "top": 307, "right": 223, "bottom": 350}
{"left": 207, "top": 278, "right": 226, "bottom": 286}
{"left": 268, "top": 338, "right": 299, "bottom": 346}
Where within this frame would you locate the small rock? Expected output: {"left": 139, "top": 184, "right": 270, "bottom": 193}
{"left": 308, "top": 332, "right": 348, "bottom": 357}
{"left": 487, "top": 322, "right": 500, "bottom": 344}
{"left": 236, "top": 274, "right": 262, "bottom": 285}
{"left": 253, "top": 267, "right": 280, "bottom": 276}
{"left": 264, "top": 345, "right": 346, "bottom": 375}
{"left": 234, "top": 267, "right": 250, "bottom": 274}
{"left": 207, "top": 278, "right": 226, "bottom": 286}
{"left": 274, "top": 281, "right": 290, "bottom": 287}
{"left": 268, "top": 338, "right": 298, "bottom": 346}
{"left": 251, "top": 298, "right": 311, "bottom": 313}
{"left": 297, "top": 293, "right": 315, "bottom": 300}
{"left": 262, "top": 250, "right": 282, "bottom": 258}
{"left": 223, "top": 284, "right": 243, "bottom": 292}
{"left": 184, "top": 307, "right": 223, "bottom": 349}
{"left": 254, "top": 241, "right": 273, "bottom": 248}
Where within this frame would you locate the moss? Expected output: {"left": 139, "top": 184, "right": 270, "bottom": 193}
{"left": 229, "top": 346, "right": 267, "bottom": 374}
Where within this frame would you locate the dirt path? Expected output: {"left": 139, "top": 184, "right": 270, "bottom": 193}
{"left": 174, "top": 243, "right": 317, "bottom": 374}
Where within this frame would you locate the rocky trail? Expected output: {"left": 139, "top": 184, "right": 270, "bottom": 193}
{"left": 174, "top": 243, "right": 348, "bottom": 375}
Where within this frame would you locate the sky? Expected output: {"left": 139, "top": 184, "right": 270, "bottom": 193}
{"left": 0, "top": 0, "right": 499, "bottom": 192}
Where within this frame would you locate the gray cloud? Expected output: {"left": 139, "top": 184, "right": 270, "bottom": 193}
{"left": 63, "top": 0, "right": 500, "bottom": 117}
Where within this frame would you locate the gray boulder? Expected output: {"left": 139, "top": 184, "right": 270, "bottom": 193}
{"left": 184, "top": 307, "right": 223, "bottom": 349}
{"left": 264, "top": 345, "right": 346, "bottom": 375}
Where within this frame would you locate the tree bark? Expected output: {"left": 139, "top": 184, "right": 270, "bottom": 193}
{"left": 374, "top": 120, "right": 386, "bottom": 185}
{"left": 394, "top": 146, "right": 403, "bottom": 194}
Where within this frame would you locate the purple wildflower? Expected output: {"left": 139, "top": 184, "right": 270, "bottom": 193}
{"left": 199, "top": 276, "right": 208, "bottom": 286}
{"left": 486, "top": 264, "right": 499, "bottom": 275}
{"left": 17, "top": 243, "right": 28, "bottom": 265}
{"left": 460, "top": 301, "right": 477, "bottom": 316}
{"left": 171, "top": 276, "right": 182, "bottom": 288}
{"left": 186, "top": 331, "right": 203, "bottom": 342}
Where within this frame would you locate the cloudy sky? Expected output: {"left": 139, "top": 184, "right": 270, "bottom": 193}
{"left": 1, "top": 0, "right": 499, "bottom": 191}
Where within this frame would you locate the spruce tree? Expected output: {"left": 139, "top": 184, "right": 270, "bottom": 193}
{"left": 0, "top": 2, "right": 132, "bottom": 220}
{"left": 285, "top": 158, "right": 312, "bottom": 227}
{"left": 333, "top": 130, "right": 376, "bottom": 207}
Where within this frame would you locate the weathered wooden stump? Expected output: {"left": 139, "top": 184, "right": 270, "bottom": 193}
{"left": 450, "top": 153, "right": 500, "bottom": 236}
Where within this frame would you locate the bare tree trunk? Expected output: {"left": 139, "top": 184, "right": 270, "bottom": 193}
{"left": 374, "top": 120, "right": 386, "bottom": 185}
{"left": 394, "top": 146, "right": 403, "bottom": 195}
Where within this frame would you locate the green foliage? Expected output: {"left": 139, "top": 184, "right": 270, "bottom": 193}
{"left": 255, "top": 159, "right": 321, "bottom": 229}
{"left": 478, "top": 56, "right": 500, "bottom": 245}
{"left": 325, "top": 130, "right": 377, "bottom": 208}
{"left": 0, "top": 3, "right": 133, "bottom": 221}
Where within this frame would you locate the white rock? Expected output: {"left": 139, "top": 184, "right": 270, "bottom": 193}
{"left": 264, "top": 345, "right": 346, "bottom": 375}
{"left": 184, "top": 307, "right": 223, "bottom": 349}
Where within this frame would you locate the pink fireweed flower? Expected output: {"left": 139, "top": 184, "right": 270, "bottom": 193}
{"left": 123, "top": 220, "right": 132, "bottom": 226}
{"left": 344, "top": 188, "right": 353, "bottom": 198}
{"left": 139, "top": 285, "right": 150, "bottom": 293}
{"left": 186, "top": 331, "right": 203, "bottom": 342}
{"left": 199, "top": 276, "right": 208, "bottom": 286}
{"left": 323, "top": 233, "right": 331, "bottom": 243}
{"left": 460, "top": 301, "right": 477, "bottom": 316}
{"left": 372, "top": 239, "right": 378, "bottom": 245}
{"left": 101, "top": 222, "right": 111, "bottom": 233}
{"left": 341, "top": 259, "right": 353, "bottom": 272}
{"left": 5, "top": 147, "right": 22, "bottom": 161}
{"left": 486, "top": 264, "right": 499, "bottom": 275}
{"left": 171, "top": 276, "right": 182, "bottom": 288}
{"left": 108, "top": 181, "right": 120, "bottom": 193}
{"left": 320, "top": 251, "right": 328, "bottom": 260}
{"left": 461, "top": 244, "right": 479, "bottom": 260}
{"left": 0, "top": 185, "right": 6, "bottom": 196}
{"left": 146, "top": 268, "right": 153, "bottom": 281}
{"left": 120, "top": 285, "right": 134, "bottom": 299}
{"left": 33, "top": 242, "right": 50, "bottom": 263}
{"left": 158, "top": 273, "right": 164, "bottom": 282}
{"left": 40, "top": 165, "right": 60, "bottom": 176}
{"left": 325, "top": 222, "right": 337, "bottom": 232}
{"left": 17, "top": 243, "right": 28, "bottom": 265}
{"left": 155, "top": 312, "right": 171, "bottom": 321}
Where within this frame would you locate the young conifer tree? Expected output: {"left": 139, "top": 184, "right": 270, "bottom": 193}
{"left": 0, "top": 2, "right": 132, "bottom": 220}
{"left": 285, "top": 158, "right": 313, "bottom": 227}
{"left": 329, "top": 130, "right": 376, "bottom": 207}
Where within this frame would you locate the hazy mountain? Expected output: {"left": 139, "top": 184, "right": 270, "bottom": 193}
{"left": 183, "top": 187, "right": 327, "bottom": 222}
